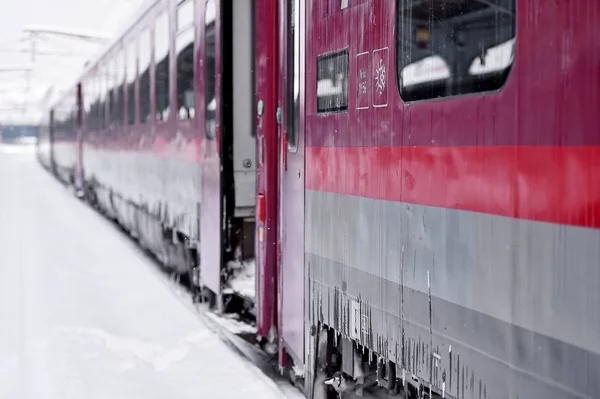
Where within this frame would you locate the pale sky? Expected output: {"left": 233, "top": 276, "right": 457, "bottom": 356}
{"left": 0, "top": 0, "right": 145, "bottom": 125}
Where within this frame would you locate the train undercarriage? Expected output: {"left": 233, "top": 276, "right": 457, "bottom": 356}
{"left": 310, "top": 325, "right": 448, "bottom": 399}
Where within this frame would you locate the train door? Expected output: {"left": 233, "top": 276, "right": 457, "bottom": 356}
{"left": 277, "top": 0, "right": 305, "bottom": 368}
{"left": 200, "top": 0, "right": 258, "bottom": 311}
{"left": 200, "top": 0, "right": 222, "bottom": 300}
{"left": 254, "top": 0, "right": 279, "bottom": 347}
{"left": 219, "top": 0, "right": 258, "bottom": 315}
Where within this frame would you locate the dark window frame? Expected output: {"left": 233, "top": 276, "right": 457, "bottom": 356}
{"left": 204, "top": 0, "right": 216, "bottom": 140}
{"left": 287, "top": 0, "right": 300, "bottom": 151}
{"left": 395, "top": 0, "right": 517, "bottom": 103}
{"left": 175, "top": 0, "right": 196, "bottom": 121}
{"left": 115, "top": 49, "right": 125, "bottom": 126}
{"left": 126, "top": 40, "right": 138, "bottom": 126}
{"left": 316, "top": 49, "right": 350, "bottom": 114}
{"left": 155, "top": 9, "right": 170, "bottom": 123}
{"left": 139, "top": 28, "right": 152, "bottom": 124}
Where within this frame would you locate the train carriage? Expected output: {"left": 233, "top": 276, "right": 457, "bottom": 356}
{"left": 42, "top": 0, "right": 287, "bottom": 367}
{"left": 304, "top": 0, "right": 600, "bottom": 398}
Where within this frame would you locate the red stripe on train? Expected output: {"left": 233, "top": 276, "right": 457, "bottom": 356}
{"left": 306, "top": 146, "right": 600, "bottom": 229}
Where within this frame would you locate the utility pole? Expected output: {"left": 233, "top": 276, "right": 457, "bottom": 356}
{"left": 0, "top": 25, "right": 110, "bottom": 125}
{"left": 19, "top": 26, "right": 109, "bottom": 119}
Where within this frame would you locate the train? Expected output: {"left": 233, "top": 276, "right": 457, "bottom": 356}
{"left": 36, "top": 0, "right": 600, "bottom": 398}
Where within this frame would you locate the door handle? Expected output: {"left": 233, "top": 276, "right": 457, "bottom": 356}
{"left": 258, "top": 135, "right": 264, "bottom": 166}
{"left": 282, "top": 130, "right": 288, "bottom": 171}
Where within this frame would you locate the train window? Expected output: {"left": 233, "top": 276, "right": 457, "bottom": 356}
{"left": 107, "top": 58, "right": 115, "bottom": 126}
{"left": 89, "top": 75, "right": 95, "bottom": 130}
{"left": 177, "top": 0, "right": 194, "bottom": 31}
{"left": 105, "top": 63, "right": 110, "bottom": 129}
{"left": 316, "top": 50, "right": 349, "bottom": 113}
{"left": 115, "top": 50, "right": 125, "bottom": 126}
{"left": 96, "top": 71, "right": 103, "bottom": 130}
{"left": 83, "top": 79, "right": 90, "bottom": 129}
{"left": 100, "top": 63, "right": 110, "bottom": 129}
{"left": 73, "top": 98, "right": 77, "bottom": 133}
{"left": 93, "top": 73, "right": 99, "bottom": 130}
{"left": 176, "top": 0, "right": 195, "bottom": 121}
{"left": 69, "top": 102, "right": 73, "bottom": 134}
{"left": 327, "top": 0, "right": 369, "bottom": 14}
{"left": 155, "top": 10, "right": 170, "bottom": 122}
{"left": 396, "top": 0, "right": 516, "bottom": 102}
{"left": 139, "top": 28, "right": 151, "bottom": 124}
{"left": 126, "top": 41, "right": 137, "bottom": 125}
{"left": 91, "top": 75, "right": 97, "bottom": 130}
{"left": 287, "top": 0, "right": 300, "bottom": 151}
{"left": 204, "top": 0, "right": 216, "bottom": 140}
{"left": 99, "top": 64, "right": 106, "bottom": 130}
{"left": 83, "top": 81, "right": 90, "bottom": 128}
{"left": 64, "top": 102, "right": 69, "bottom": 137}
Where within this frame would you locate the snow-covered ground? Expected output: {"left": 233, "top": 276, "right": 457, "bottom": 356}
{"left": 0, "top": 143, "right": 293, "bottom": 399}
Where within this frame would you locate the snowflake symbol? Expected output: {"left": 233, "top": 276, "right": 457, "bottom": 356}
{"left": 375, "top": 59, "right": 386, "bottom": 95}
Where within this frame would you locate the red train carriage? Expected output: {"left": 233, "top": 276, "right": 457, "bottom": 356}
{"left": 304, "top": 0, "right": 600, "bottom": 398}
{"left": 277, "top": 0, "right": 306, "bottom": 373}
{"left": 43, "top": 0, "right": 286, "bottom": 362}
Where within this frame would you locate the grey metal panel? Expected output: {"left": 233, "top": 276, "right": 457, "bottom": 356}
{"left": 305, "top": 189, "right": 600, "bottom": 358}
{"left": 234, "top": 172, "right": 256, "bottom": 216}
{"left": 232, "top": 0, "right": 256, "bottom": 211}
{"left": 83, "top": 148, "right": 202, "bottom": 241}
{"left": 307, "top": 254, "right": 600, "bottom": 399}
